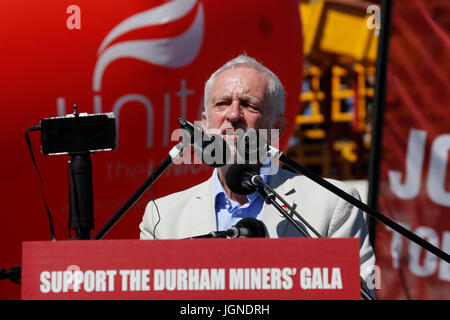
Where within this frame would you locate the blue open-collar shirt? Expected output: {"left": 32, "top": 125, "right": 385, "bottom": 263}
{"left": 213, "top": 161, "right": 271, "bottom": 231}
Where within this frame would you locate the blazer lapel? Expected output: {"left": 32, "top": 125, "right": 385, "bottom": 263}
{"left": 188, "top": 169, "right": 307, "bottom": 238}
{"left": 188, "top": 175, "right": 217, "bottom": 236}
{"left": 186, "top": 169, "right": 294, "bottom": 237}
{"left": 258, "top": 170, "right": 292, "bottom": 237}
{"left": 259, "top": 169, "right": 311, "bottom": 238}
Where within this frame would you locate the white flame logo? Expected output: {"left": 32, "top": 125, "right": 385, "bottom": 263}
{"left": 93, "top": 0, "right": 204, "bottom": 92}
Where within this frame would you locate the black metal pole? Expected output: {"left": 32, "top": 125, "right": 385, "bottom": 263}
{"left": 256, "top": 186, "right": 311, "bottom": 238}
{"left": 255, "top": 181, "right": 320, "bottom": 238}
{"left": 93, "top": 155, "right": 173, "bottom": 240}
{"left": 277, "top": 153, "right": 450, "bottom": 263}
{"left": 367, "top": 0, "right": 395, "bottom": 245}
{"left": 69, "top": 153, "right": 94, "bottom": 240}
{"left": 254, "top": 184, "right": 373, "bottom": 300}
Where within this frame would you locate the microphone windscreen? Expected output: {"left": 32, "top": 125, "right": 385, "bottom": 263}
{"left": 236, "top": 129, "right": 269, "bottom": 163}
{"left": 178, "top": 118, "right": 231, "bottom": 168}
{"left": 225, "top": 164, "right": 259, "bottom": 195}
{"left": 235, "top": 217, "right": 267, "bottom": 238}
{"left": 198, "top": 133, "right": 231, "bottom": 168}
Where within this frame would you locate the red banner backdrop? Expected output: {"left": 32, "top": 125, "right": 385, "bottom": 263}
{"left": 0, "top": 0, "right": 303, "bottom": 299}
{"left": 374, "top": 0, "right": 450, "bottom": 299}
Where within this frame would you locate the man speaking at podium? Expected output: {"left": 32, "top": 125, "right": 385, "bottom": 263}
{"left": 139, "top": 55, "right": 375, "bottom": 292}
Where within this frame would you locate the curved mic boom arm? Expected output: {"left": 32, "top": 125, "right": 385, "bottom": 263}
{"left": 267, "top": 146, "right": 450, "bottom": 264}
{"left": 242, "top": 171, "right": 374, "bottom": 300}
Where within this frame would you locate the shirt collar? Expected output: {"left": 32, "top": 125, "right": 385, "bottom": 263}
{"left": 213, "top": 159, "right": 272, "bottom": 206}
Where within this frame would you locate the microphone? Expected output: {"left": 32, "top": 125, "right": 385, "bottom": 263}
{"left": 225, "top": 163, "right": 323, "bottom": 239}
{"left": 190, "top": 217, "right": 267, "bottom": 238}
{"left": 178, "top": 118, "right": 231, "bottom": 167}
{"left": 236, "top": 129, "right": 269, "bottom": 163}
{"left": 225, "top": 163, "right": 262, "bottom": 195}
{"left": 227, "top": 217, "right": 267, "bottom": 238}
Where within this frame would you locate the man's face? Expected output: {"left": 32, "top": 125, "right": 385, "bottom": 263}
{"left": 201, "top": 67, "right": 285, "bottom": 149}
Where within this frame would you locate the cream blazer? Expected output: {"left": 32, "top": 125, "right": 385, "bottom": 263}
{"left": 139, "top": 168, "right": 376, "bottom": 285}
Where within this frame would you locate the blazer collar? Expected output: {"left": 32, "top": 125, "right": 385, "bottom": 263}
{"left": 191, "top": 168, "right": 299, "bottom": 238}
{"left": 259, "top": 169, "right": 298, "bottom": 237}
{"left": 191, "top": 174, "right": 217, "bottom": 234}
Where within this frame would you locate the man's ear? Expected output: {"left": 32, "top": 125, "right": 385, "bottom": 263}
{"left": 201, "top": 111, "right": 207, "bottom": 131}
{"left": 273, "top": 115, "right": 287, "bottom": 136}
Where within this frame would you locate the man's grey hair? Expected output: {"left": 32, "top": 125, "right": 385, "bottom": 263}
{"left": 204, "top": 54, "right": 286, "bottom": 117}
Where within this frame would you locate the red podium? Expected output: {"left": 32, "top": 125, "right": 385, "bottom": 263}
{"left": 21, "top": 238, "right": 360, "bottom": 300}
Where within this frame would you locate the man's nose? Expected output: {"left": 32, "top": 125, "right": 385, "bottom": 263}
{"left": 227, "top": 101, "right": 242, "bottom": 122}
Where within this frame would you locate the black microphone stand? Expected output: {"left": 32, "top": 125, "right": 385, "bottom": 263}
{"left": 93, "top": 141, "right": 186, "bottom": 240}
{"left": 69, "top": 152, "right": 94, "bottom": 240}
{"left": 250, "top": 178, "right": 373, "bottom": 300}
{"left": 267, "top": 146, "right": 450, "bottom": 264}
{"left": 0, "top": 266, "right": 22, "bottom": 285}
{"left": 255, "top": 178, "right": 322, "bottom": 238}
{"left": 93, "top": 117, "right": 228, "bottom": 239}
{"left": 255, "top": 186, "right": 311, "bottom": 238}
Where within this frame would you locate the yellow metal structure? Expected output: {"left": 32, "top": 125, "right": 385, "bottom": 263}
{"left": 354, "top": 64, "right": 375, "bottom": 131}
{"left": 331, "top": 65, "right": 354, "bottom": 123}
{"left": 292, "top": 0, "right": 378, "bottom": 178}
{"left": 299, "top": 0, "right": 378, "bottom": 65}
{"left": 333, "top": 140, "right": 358, "bottom": 163}
{"left": 330, "top": 64, "right": 374, "bottom": 130}
{"left": 297, "top": 66, "right": 325, "bottom": 125}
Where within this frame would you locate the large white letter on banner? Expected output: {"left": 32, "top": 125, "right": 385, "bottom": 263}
{"left": 426, "top": 134, "right": 450, "bottom": 207}
{"left": 388, "top": 129, "right": 427, "bottom": 199}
